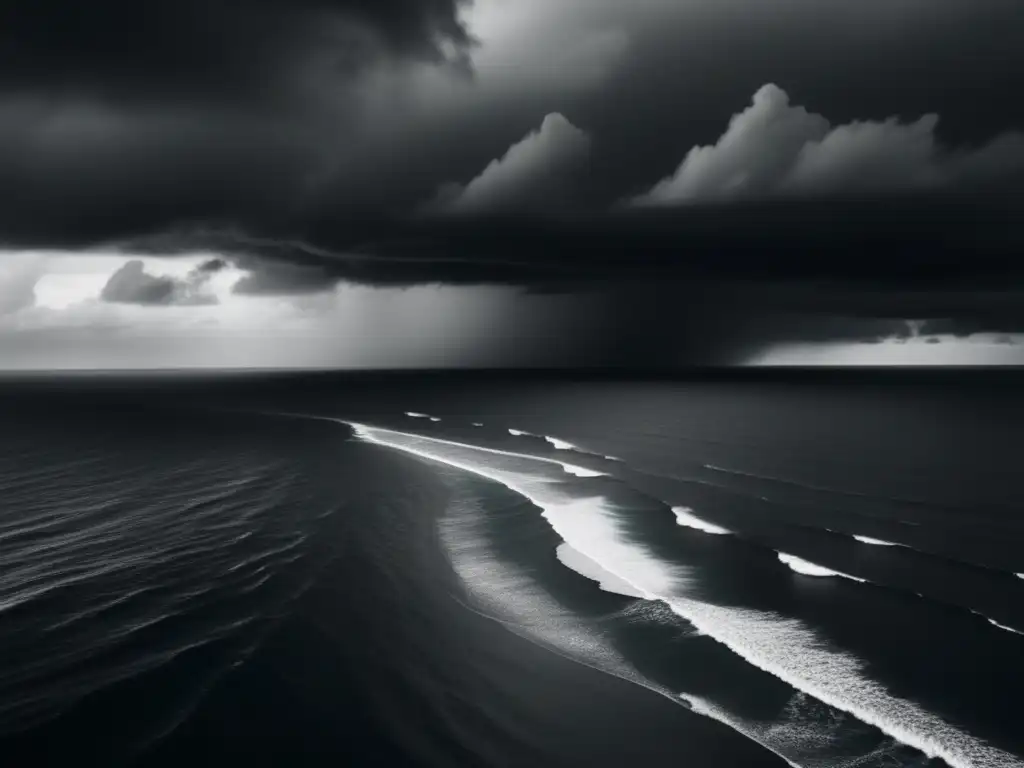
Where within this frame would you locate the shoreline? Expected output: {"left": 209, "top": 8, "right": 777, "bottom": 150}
{"left": 140, "top": 423, "right": 785, "bottom": 767}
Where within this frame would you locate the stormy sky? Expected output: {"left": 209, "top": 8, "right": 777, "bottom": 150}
{"left": 1, "top": 0, "right": 1024, "bottom": 369}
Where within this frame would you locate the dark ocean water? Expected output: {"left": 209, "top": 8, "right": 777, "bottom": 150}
{"left": 2, "top": 372, "right": 1024, "bottom": 768}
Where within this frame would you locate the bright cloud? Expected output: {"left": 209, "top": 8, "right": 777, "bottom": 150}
{"left": 630, "top": 84, "right": 1024, "bottom": 205}
{"left": 425, "top": 113, "right": 591, "bottom": 214}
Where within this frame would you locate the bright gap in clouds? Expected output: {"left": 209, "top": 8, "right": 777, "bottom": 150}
{"left": 32, "top": 253, "right": 243, "bottom": 309}
{"left": 1, "top": 250, "right": 605, "bottom": 370}
{"left": 747, "top": 338, "right": 1024, "bottom": 366}
{"left": 453, "top": 0, "right": 634, "bottom": 92}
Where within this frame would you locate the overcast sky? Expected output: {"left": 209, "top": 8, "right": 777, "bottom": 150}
{"left": 1, "top": 0, "right": 1023, "bottom": 369}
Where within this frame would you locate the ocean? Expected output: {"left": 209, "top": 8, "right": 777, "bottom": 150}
{"left": 2, "top": 371, "right": 1023, "bottom": 768}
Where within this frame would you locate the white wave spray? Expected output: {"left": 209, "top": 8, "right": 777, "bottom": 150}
{"left": 777, "top": 553, "right": 867, "bottom": 584}
{"left": 672, "top": 506, "right": 731, "bottom": 535}
{"left": 345, "top": 421, "right": 1023, "bottom": 768}
{"left": 853, "top": 536, "right": 900, "bottom": 547}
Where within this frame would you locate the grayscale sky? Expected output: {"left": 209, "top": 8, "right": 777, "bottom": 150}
{"left": 1, "top": 0, "right": 1023, "bottom": 368}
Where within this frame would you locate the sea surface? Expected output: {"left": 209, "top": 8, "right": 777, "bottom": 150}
{"left": 2, "top": 371, "right": 1024, "bottom": 767}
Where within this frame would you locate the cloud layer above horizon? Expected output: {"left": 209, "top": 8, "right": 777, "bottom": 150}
{"left": 629, "top": 84, "right": 1024, "bottom": 205}
{"left": 2, "top": 0, "right": 1024, "bottom": 367}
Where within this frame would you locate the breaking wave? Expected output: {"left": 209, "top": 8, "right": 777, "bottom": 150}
{"left": 776, "top": 553, "right": 868, "bottom": 584}
{"left": 341, "top": 418, "right": 1024, "bottom": 768}
{"left": 852, "top": 536, "right": 900, "bottom": 547}
{"left": 672, "top": 506, "right": 732, "bottom": 535}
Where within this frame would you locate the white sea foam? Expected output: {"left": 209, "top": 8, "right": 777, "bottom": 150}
{"left": 777, "top": 554, "right": 867, "bottom": 584}
{"left": 853, "top": 535, "right": 899, "bottom": 547}
{"left": 405, "top": 412, "right": 430, "bottom": 418}
{"left": 672, "top": 506, "right": 731, "bottom": 535}
{"left": 664, "top": 598, "right": 1022, "bottom": 768}
{"left": 679, "top": 692, "right": 903, "bottom": 768}
{"left": 546, "top": 436, "right": 576, "bottom": 450}
{"left": 509, "top": 427, "right": 576, "bottom": 451}
{"left": 338, "top": 417, "right": 611, "bottom": 480}
{"left": 437, "top": 492, "right": 683, "bottom": 710}
{"left": 429, "top": 417, "right": 442, "bottom": 423}
{"left": 337, "top": 419, "right": 1024, "bottom": 768}
{"left": 679, "top": 694, "right": 800, "bottom": 768}
{"left": 348, "top": 422, "right": 679, "bottom": 597}
{"left": 560, "top": 464, "right": 606, "bottom": 478}
{"left": 987, "top": 619, "right": 1024, "bottom": 636}
{"left": 472, "top": 423, "right": 483, "bottom": 427}
{"left": 556, "top": 543, "right": 644, "bottom": 598}
{"left": 509, "top": 426, "right": 613, "bottom": 459}
{"left": 1017, "top": 574, "right": 1024, "bottom": 580}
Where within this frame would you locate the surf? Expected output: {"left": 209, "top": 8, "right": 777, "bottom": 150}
{"left": 776, "top": 553, "right": 867, "bottom": 583}
{"left": 672, "top": 506, "right": 732, "bottom": 535}
{"left": 342, "top": 418, "right": 1024, "bottom": 768}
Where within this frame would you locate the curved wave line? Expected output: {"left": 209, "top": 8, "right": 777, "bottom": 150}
{"left": 343, "top": 419, "right": 1022, "bottom": 768}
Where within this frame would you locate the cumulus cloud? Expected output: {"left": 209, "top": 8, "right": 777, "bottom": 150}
{"left": 425, "top": 113, "right": 592, "bottom": 214}
{"left": 100, "top": 258, "right": 225, "bottom": 306}
{"left": 630, "top": 84, "right": 1024, "bottom": 205}
{"left": 0, "top": 253, "right": 46, "bottom": 315}
{"left": 0, "top": 0, "right": 472, "bottom": 104}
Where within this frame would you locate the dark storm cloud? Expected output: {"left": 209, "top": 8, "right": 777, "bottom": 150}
{"left": 0, "top": 0, "right": 1020, "bottom": 254}
{"left": 0, "top": 1, "right": 473, "bottom": 249}
{"left": 0, "top": 0, "right": 472, "bottom": 103}
{"left": 108, "top": 187, "right": 1024, "bottom": 362}
{"left": 575, "top": 281, "right": 1024, "bottom": 367}
{"left": 232, "top": 262, "right": 336, "bottom": 296}
{"left": 116, "top": 189, "right": 1024, "bottom": 292}
{"left": 100, "top": 258, "right": 224, "bottom": 306}
{"left": 306, "top": 192, "right": 1024, "bottom": 286}
{"left": 0, "top": 101, "right": 324, "bottom": 249}
{"left": 2, "top": 0, "right": 1024, "bottom": 364}
{"left": 769, "top": 289, "right": 1024, "bottom": 341}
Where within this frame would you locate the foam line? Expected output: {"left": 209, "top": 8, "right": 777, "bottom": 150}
{"left": 662, "top": 600, "right": 1022, "bottom": 767}
{"left": 405, "top": 412, "right": 430, "bottom": 418}
{"left": 777, "top": 553, "right": 867, "bottom": 583}
{"left": 277, "top": 411, "right": 597, "bottom": 478}
{"left": 348, "top": 423, "right": 678, "bottom": 595}
{"left": 509, "top": 428, "right": 576, "bottom": 450}
{"left": 556, "top": 544, "right": 644, "bottom": 598}
{"left": 276, "top": 412, "right": 1023, "bottom": 768}
{"left": 345, "top": 417, "right": 608, "bottom": 480}
{"left": 347, "top": 421, "right": 807, "bottom": 764}
{"left": 672, "top": 506, "right": 731, "bottom": 535}
{"left": 561, "top": 464, "right": 606, "bottom": 478}
{"left": 678, "top": 694, "right": 801, "bottom": 768}
{"left": 545, "top": 436, "right": 576, "bottom": 450}
{"left": 853, "top": 535, "right": 899, "bottom": 547}
{"left": 503, "top": 425, "right": 623, "bottom": 461}
{"left": 987, "top": 619, "right": 1024, "bottom": 636}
